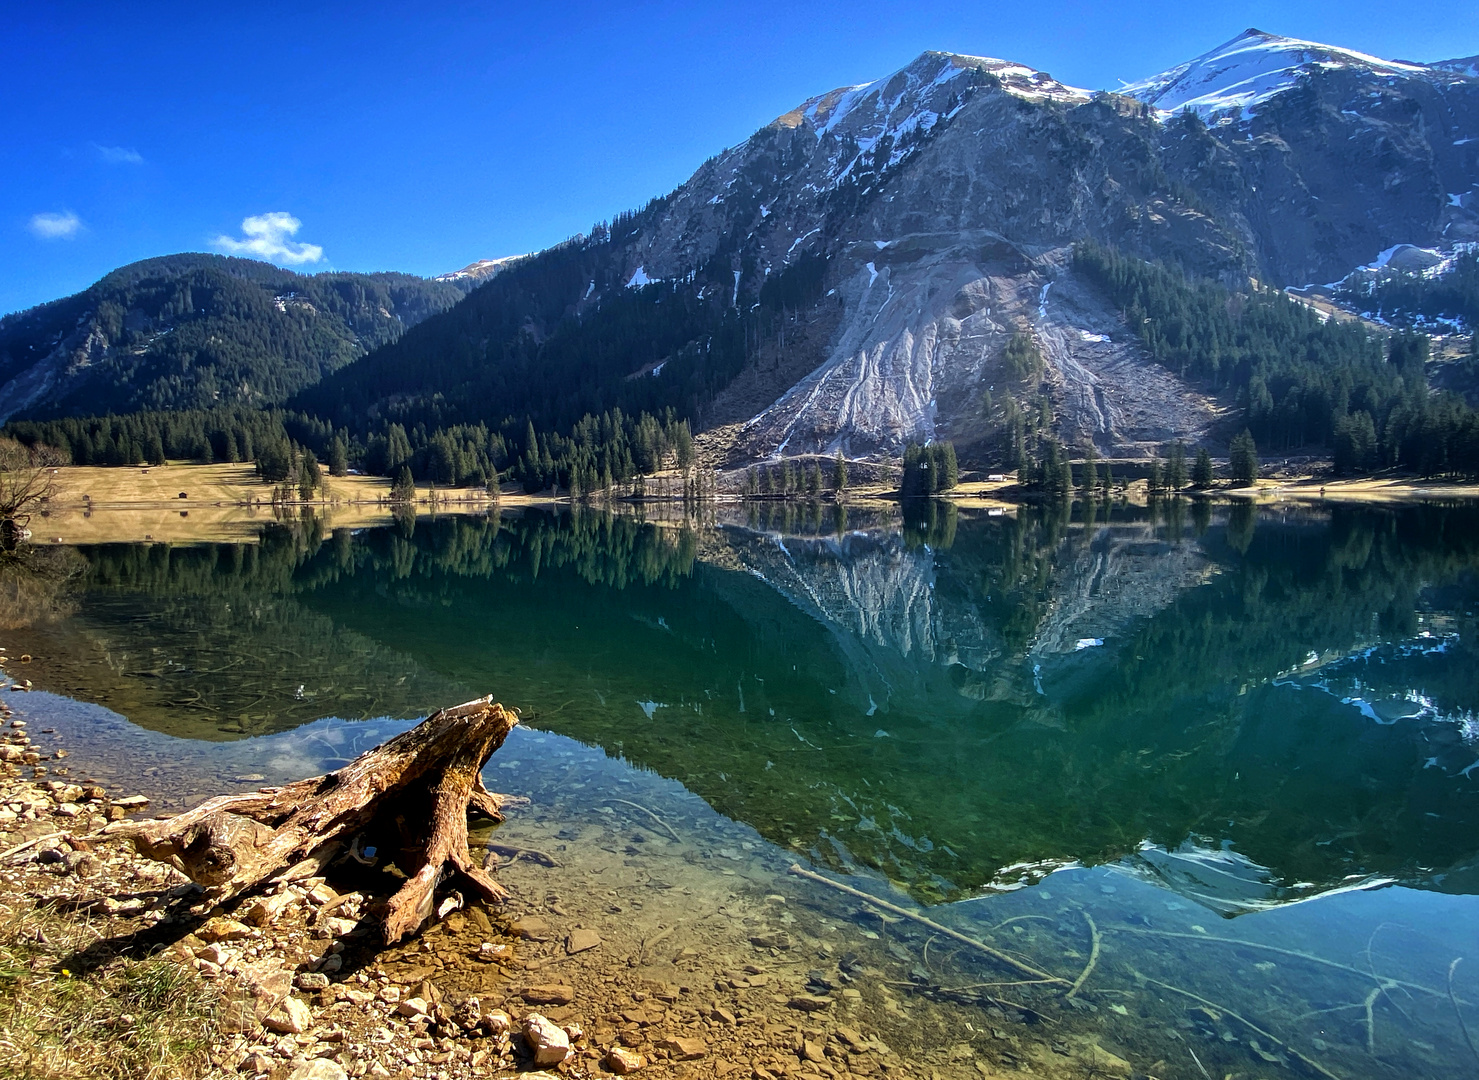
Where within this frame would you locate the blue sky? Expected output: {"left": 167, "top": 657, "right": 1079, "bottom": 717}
{"left": 4, "top": 0, "right": 1476, "bottom": 315}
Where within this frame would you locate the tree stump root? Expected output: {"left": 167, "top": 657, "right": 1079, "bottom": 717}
{"left": 108, "top": 696, "right": 519, "bottom": 943}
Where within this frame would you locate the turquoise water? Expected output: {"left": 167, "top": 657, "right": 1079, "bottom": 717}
{"left": 6, "top": 500, "right": 1479, "bottom": 1078}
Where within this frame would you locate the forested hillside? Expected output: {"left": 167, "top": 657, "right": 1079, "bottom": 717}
{"left": 293, "top": 227, "right": 826, "bottom": 440}
{"left": 0, "top": 254, "right": 469, "bottom": 421}
{"left": 1076, "top": 243, "right": 1479, "bottom": 474}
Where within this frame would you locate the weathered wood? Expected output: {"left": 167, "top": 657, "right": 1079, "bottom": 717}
{"left": 110, "top": 696, "right": 519, "bottom": 943}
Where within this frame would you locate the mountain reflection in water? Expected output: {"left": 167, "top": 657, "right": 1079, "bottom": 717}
{"left": 15, "top": 500, "right": 1479, "bottom": 914}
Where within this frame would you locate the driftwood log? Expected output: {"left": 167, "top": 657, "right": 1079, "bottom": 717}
{"left": 110, "top": 696, "right": 519, "bottom": 943}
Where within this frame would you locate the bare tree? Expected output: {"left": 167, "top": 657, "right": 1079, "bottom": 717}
{"left": 0, "top": 438, "right": 62, "bottom": 546}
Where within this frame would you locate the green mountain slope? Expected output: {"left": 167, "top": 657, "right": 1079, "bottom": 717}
{"left": 0, "top": 254, "right": 470, "bottom": 422}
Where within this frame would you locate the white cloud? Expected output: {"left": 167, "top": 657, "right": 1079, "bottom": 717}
{"left": 29, "top": 211, "right": 83, "bottom": 240}
{"left": 213, "top": 212, "right": 324, "bottom": 265}
{"left": 92, "top": 143, "right": 143, "bottom": 165}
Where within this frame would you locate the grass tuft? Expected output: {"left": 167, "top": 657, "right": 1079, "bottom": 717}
{"left": 0, "top": 903, "right": 219, "bottom": 1080}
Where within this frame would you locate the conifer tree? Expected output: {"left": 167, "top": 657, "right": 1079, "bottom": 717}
{"left": 1192, "top": 447, "right": 1214, "bottom": 488}
{"left": 1230, "top": 430, "right": 1259, "bottom": 486}
{"left": 940, "top": 442, "right": 958, "bottom": 491}
{"left": 329, "top": 437, "right": 349, "bottom": 477}
{"left": 1167, "top": 442, "right": 1187, "bottom": 490}
{"left": 391, "top": 465, "right": 415, "bottom": 502}
{"left": 298, "top": 450, "right": 321, "bottom": 501}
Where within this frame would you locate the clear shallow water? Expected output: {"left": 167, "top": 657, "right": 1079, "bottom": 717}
{"left": 5, "top": 500, "right": 1479, "bottom": 1078}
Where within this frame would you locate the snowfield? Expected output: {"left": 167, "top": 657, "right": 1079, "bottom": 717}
{"left": 1123, "top": 28, "right": 1435, "bottom": 120}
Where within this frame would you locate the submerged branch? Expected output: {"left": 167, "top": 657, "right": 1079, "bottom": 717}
{"left": 788, "top": 862, "right": 1067, "bottom": 986}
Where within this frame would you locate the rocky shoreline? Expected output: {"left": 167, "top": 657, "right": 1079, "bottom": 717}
{"left": 0, "top": 691, "right": 887, "bottom": 1080}
{"left": 0, "top": 665, "right": 1150, "bottom": 1080}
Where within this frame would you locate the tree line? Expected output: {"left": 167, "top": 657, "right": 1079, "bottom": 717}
{"left": 740, "top": 453, "right": 849, "bottom": 497}
{"left": 1075, "top": 242, "right": 1479, "bottom": 476}
{"left": 901, "top": 442, "right": 959, "bottom": 496}
{"left": 2, "top": 403, "right": 704, "bottom": 500}
{"left": 1022, "top": 433, "right": 1257, "bottom": 496}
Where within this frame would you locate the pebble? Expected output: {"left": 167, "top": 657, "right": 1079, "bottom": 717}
{"left": 658, "top": 1035, "right": 707, "bottom": 1060}
{"left": 605, "top": 1046, "right": 645, "bottom": 1073}
{"left": 522, "top": 1013, "right": 571, "bottom": 1066}
{"left": 521, "top": 983, "right": 575, "bottom": 1006}
{"left": 509, "top": 914, "right": 552, "bottom": 940}
{"left": 285, "top": 1060, "right": 347, "bottom": 1080}
{"left": 263, "top": 996, "right": 313, "bottom": 1035}
{"left": 566, "top": 927, "right": 602, "bottom": 954}
{"left": 476, "top": 941, "right": 514, "bottom": 962}
{"left": 787, "top": 995, "right": 833, "bottom": 1013}
{"left": 749, "top": 930, "right": 791, "bottom": 949}
{"left": 242, "top": 893, "right": 294, "bottom": 927}
{"left": 196, "top": 943, "right": 232, "bottom": 966}
{"left": 196, "top": 916, "right": 251, "bottom": 943}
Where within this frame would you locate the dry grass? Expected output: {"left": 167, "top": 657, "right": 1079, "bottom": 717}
{"left": 28, "top": 462, "right": 543, "bottom": 544}
{"left": 0, "top": 901, "right": 218, "bottom": 1080}
{"left": 45, "top": 462, "right": 394, "bottom": 507}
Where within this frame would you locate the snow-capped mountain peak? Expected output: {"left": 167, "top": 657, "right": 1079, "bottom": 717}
{"left": 774, "top": 51, "right": 1088, "bottom": 142}
{"left": 1123, "top": 28, "right": 1432, "bottom": 119}
{"left": 748, "top": 50, "right": 1092, "bottom": 195}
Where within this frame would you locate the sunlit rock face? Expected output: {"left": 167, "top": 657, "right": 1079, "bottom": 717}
{"left": 608, "top": 38, "right": 1479, "bottom": 459}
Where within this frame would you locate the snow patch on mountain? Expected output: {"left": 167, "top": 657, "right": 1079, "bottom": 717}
{"left": 434, "top": 255, "right": 525, "bottom": 282}
{"left": 772, "top": 52, "right": 1089, "bottom": 194}
{"left": 1432, "top": 55, "right": 1479, "bottom": 79}
{"left": 1123, "top": 28, "right": 1432, "bottom": 119}
{"left": 1363, "top": 244, "right": 1445, "bottom": 272}
{"left": 800, "top": 52, "right": 1087, "bottom": 139}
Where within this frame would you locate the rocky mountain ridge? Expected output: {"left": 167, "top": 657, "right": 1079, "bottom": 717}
{"left": 7, "top": 29, "right": 1479, "bottom": 466}
{"left": 603, "top": 33, "right": 1479, "bottom": 459}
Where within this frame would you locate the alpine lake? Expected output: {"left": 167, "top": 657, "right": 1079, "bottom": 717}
{"left": 4, "top": 496, "right": 1478, "bottom": 1080}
